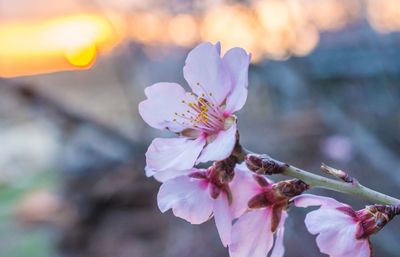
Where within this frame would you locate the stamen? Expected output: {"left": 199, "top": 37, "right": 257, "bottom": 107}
{"left": 172, "top": 85, "right": 226, "bottom": 132}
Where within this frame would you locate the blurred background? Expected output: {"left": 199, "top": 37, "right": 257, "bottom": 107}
{"left": 0, "top": 0, "right": 399, "bottom": 256}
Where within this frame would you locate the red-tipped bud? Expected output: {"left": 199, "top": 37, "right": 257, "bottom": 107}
{"left": 245, "top": 154, "right": 288, "bottom": 175}
{"left": 356, "top": 204, "right": 400, "bottom": 239}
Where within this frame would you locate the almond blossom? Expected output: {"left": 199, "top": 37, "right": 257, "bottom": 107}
{"left": 157, "top": 162, "right": 251, "bottom": 247}
{"left": 293, "top": 194, "right": 398, "bottom": 257}
{"left": 229, "top": 172, "right": 309, "bottom": 257}
{"left": 139, "top": 42, "right": 251, "bottom": 180}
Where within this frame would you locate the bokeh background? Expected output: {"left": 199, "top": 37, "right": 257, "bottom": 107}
{"left": 0, "top": 0, "right": 399, "bottom": 256}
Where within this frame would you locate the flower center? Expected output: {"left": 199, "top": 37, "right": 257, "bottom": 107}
{"left": 173, "top": 82, "right": 225, "bottom": 132}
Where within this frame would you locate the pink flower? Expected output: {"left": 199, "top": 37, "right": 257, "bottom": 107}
{"left": 157, "top": 163, "right": 252, "bottom": 247}
{"left": 229, "top": 174, "right": 308, "bottom": 257}
{"left": 139, "top": 42, "right": 251, "bottom": 180}
{"left": 293, "top": 194, "right": 372, "bottom": 257}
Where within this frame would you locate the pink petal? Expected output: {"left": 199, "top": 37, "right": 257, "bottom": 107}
{"left": 305, "top": 208, "right": 356, "bottom": 235}
{"left": 229, "top": 208, "right": 274, "bottom": 257}
{"left": 146, "top": 137, "right": 206, "bottom": 173}
{"left": 270, "top": 211, "right": 288, "bottom": 257}
{"left": 230, "top": 164, "right": 267, "bottom": 218}
{"left": 183, "top": 42, "right": 231, "bottom": 105}
{"left": 139, "top": 82, "right": 195, "bottom": 132}
{"left": 213, "top": 193, "right": 233, "bottom": 247}
{"left": 292, "top": 194, "right": 349, "bottom": 209}
{"left": 305, "top": 208, "right": 368, "bottom": 257}
{"left": 196, "top": 121, "right": 237, "bottom": 164}
{"left": 222, "top": 47, "right": 251, "bottom": 115}
{"left": 352, "top": 240, "right": 372, "bottom": 257}
{"left": 157, "top": 175, "right": 213, "bottom": 224}
{"left": 153, "top": 169, "right": 191, "bottom": 182}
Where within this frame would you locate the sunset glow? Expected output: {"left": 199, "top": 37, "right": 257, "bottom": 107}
{"left": 1, "top": 0, "right": 400, "bottom": 78}
{"left": 0, "top": 13, "right": 120, "bottom": 77}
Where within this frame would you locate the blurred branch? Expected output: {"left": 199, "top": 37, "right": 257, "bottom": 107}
{"left": 319, "top": 102, "right": 400, "bottom": 185}
{"left": 0, "top": 78, "right": 138, "bottom": 147}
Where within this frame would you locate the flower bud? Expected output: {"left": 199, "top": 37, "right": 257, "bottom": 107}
{"left": 245, "top": 154, "right": 288, "bottom": 175}
{"left": 356, "top": 204, "right": 400, "bottom": 239}
{"left": 274, "top": 179, "right": 310, "bottom": 198}
{"left": 248, "top": 179, "right": 309, "bottom": 210}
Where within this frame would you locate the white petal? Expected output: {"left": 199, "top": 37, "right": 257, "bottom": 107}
{"left": 292, "top": 194, "right": 349, "bottom": 209}
{"left": 139, "top": 82, "right": 196, "bottom": 132}
{"left": 213, "top": 193, "right": 233, "bottom": 247}
{"left": 196, "top": 121, "right": 237, "bottom": 163}
{"left": 183, "top": 42, "right": 231, "bottom": 105}
{"left": 157, "top": 175, "right": 213, "bottom": 224}
{"left": 229, "top": 208, "right": 274, "bottom": 257}
{"left": 230, "top": 165, "right": 267, "bottom": 218}
{"left": 270, "top": 211, "right": 288, "bottom": 257}
{"left": 146, "top": 136, "right": 206, "bottom": 173}
{"left": 222, "top": 47, "right": 251, "bottom": 115}
{"left": 153, "top": 169, "right": 191, "bottom": 182}
{"left": 305, "top": 208, "right": 367, "bottom": 257}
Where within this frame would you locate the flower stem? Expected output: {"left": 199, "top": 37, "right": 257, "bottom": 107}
{"left": 282, "top": 164, "right": 400, "bottom": 205}
{"left": 239, "top": 148, "right": 400, "bottom": 205}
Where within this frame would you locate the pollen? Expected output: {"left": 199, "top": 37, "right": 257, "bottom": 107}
{"left": 172, "top": 87, "right": 224, "bottom": 131}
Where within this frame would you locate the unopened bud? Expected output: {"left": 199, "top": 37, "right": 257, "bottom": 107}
{"left": 248, "top": 179, "right": 309, "bottom": 209}
{"left": 321, "top": 163, "right": 354, "bottom": 183}
{"left": 274, "top": 179, "right": 310, "bottom": 198}
{"left": 245, "top": 154, "right": 288, "bottom": 175}
{"left": 356, "top": 204, "right": 400, "bottom": 239}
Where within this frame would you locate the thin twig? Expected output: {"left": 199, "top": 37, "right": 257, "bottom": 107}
{"left": 241, "top": 148, "right": 400, "bottom": 205}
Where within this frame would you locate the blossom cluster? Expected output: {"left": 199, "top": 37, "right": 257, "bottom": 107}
{"left": 139, "top": 42, "right": 396, "bottom": 257}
